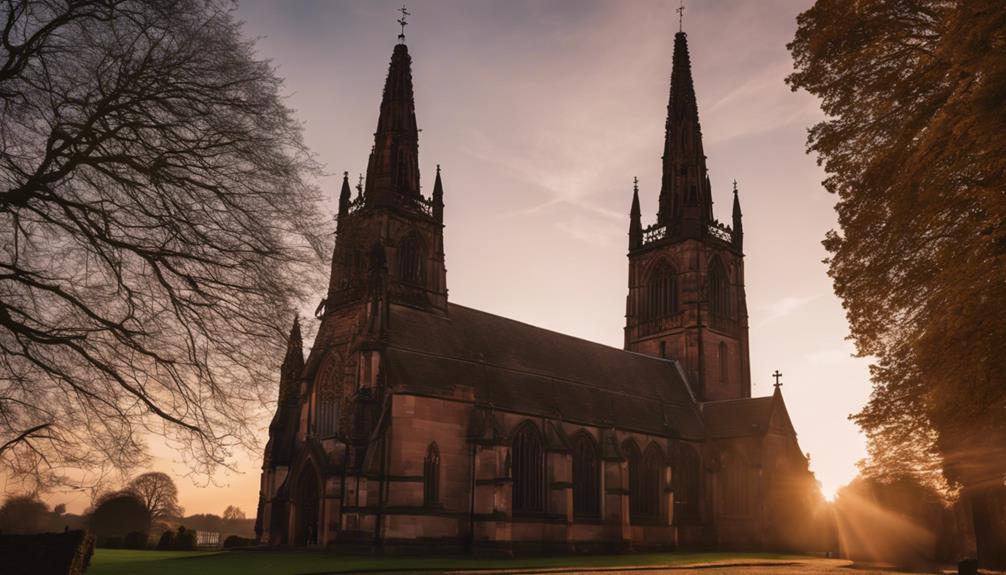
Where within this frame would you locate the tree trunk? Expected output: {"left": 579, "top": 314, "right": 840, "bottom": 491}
{"left": 971, "top": 486, "right": 1006, "bottom": 569}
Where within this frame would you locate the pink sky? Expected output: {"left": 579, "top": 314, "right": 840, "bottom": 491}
{"left": 48, "top": 0, "right": 874, "bottom": 517}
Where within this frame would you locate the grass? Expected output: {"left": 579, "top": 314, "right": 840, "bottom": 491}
{"left": 87, "top": 549, "right": 806, "bottom": 575}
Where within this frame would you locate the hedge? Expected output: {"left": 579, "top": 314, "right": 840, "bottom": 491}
{"left": 0, "top": 529, "right": 95, "bottom": 575}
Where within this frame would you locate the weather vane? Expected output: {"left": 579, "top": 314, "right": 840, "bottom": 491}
{"left": 676, "top": 1, "right": 685, "bottom": 33}
{"left": 397, "top": 4, "right": 410, "bottom": 42}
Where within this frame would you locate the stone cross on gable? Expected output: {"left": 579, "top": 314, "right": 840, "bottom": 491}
{"left": 772, "top": 369, "right": 783, "bottom": 389}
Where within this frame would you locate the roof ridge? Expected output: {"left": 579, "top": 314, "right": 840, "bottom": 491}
{"left": 446, "top": 302, "right": 680, "bottom": 365}
{"left": 385, "top": 344, "right": 678, "bottom": 405}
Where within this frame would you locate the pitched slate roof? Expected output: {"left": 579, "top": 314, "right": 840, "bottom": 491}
{"left": 382, "top": 303, "right": 706, "bottom": 439}
{"left": 700, "top": 395, "right": 777, "bottom": 439}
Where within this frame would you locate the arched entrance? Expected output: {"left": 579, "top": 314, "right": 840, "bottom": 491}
{"left": 294, "top": 466, "right": 320, "bottom": 545}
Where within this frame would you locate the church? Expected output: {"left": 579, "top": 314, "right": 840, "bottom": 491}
{"left": 255, "top": 21, "right": 819, "bottom": 553}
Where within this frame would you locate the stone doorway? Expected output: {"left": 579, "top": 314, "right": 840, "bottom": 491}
{"left": 294, "top": 468, "right": 320, "bottom": 545}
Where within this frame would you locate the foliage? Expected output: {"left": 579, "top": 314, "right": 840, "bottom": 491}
{"left": 89, "top": 490, "right": 151, "bottom": 545}
{"left": 172, "top": 526, "right": 196, "bottom": 551}
{"left": 223, "top": 534, "right": 256, "bottom": 548}
{"left": 123, "top": 530, "right": 149, "bottom": 550}
{"left": 222, "top": 505, "right": 246, "bottom": 521}
{"left": 788, "top": 0, "right": 1006, "bottom": 566}
{"left": 127, "top": 473, "right": 182, "bottom": 521}
{"left": 0, "top": 494, "right": 49, "bottom": 533}
{"left": 0, "top": 529, "right": 94, "bottom": 575}
{"left": 0, "top": 0, "right": 328, "bottom": 493}
{"left": 155, "top": 529, "right": 174, "bottom": 550}
{"left": 787, "top": 0, "right": 1006, "bottom": 497}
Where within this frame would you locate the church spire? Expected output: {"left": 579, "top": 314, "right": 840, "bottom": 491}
{"left": 338, "top": 171, "right": 352, "bottom": 217}
{"left": 278, "top": 317, "right": 304, "bottom": 404}
{"left": 629, "top": 177, "right": 642, "bottom": 250}
{"left": 432, "top": 164, "right": 444, "bottom": 222}
{"left": 732, "top": 180, "right": 743, "bottom": 249}
{"left": 364, "top": 39, "right": 421, "bottom": 208}
{"left": 657, "top": 31, "right": 712, "bottom": 237}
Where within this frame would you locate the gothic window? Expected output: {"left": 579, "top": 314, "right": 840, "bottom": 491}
{"left": 645, "top": 261, "right": 678, "bottom": 320}
{"left": 718, "top": 341, "right": 729, "bottom": 385}
{"left": 625, "top": 440, "right": 659, "bottom": 522}
{"left": 314, "top": 360, "right": 339, "bottom": 437}
{"left": 512, "top": 421, "right": 545, "bottom": 514}
{"left": 624, "top": 440, "right": 644, "bottom": 520}
{"left": 674, "top": 444, "right": 701, "bottom": 523}
{"left": 423, "top": 443, "right": 440, "bottom": 506}
{"left": 572, "top": 432, "right": 600, "bottom": 519}
{"left": 397, "top": 232, "right": 424, "bottom": 285}
{"left": 709, "top": 258, "right": 731, "bottom": 318}
{"left": 643, "top": 443, "right": 665, "bottom": 519}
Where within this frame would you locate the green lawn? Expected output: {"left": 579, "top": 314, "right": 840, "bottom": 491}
{"left": 88, "top": 549, "right": 805, "bottom": 575}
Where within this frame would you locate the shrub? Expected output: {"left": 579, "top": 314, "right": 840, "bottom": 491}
{"left": 173, "top": 526, "right": 196, "bottom": 550}
{"left": 123, "top": 531, "right": 148, "bottom": 549}
{"left": 156, "top": 530, "right": 175, "bottom": 550}
{"left": 0, "top": 530, "right": 96, "bottom": 575}
{"left": 223, "top": 535, "right": 256, "bottom": 548}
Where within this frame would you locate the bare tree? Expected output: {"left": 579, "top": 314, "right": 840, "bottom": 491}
{"left": 1, "top": 0, "right": 328, "bottom": 493}
{"left": 222, "top": 504, "right": 245, "bottom": 522}
{"left": 128, "top": 471, "right": 182, "bottom": 521}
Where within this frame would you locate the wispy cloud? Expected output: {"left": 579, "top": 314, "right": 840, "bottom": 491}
{"left": 756, "top": 293, "right": 823, "bottom": 326}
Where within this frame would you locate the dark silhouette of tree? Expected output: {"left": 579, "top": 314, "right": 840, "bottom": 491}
{"left": 222, "top": 505, "right": 245, "bottom": 521}
{"left": 788, "top": 0, "right": 1006, "bottom": 568}
{"left": 88, "top": 490, "right": 151, "bottom": 544}
{"left": 0, "top": 494, "right": 49, "bottom": 533}
{"left": 127, "top": 472, "right": 182, "bottom": 521}
{"left": 0, "top": 0, "right": 328, "bottom": 492}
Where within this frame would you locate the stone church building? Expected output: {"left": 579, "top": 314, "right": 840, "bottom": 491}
{"left": 256, "top": 28, "right": 819, "bottom": 552}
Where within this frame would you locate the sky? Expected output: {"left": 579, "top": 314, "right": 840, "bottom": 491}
{"left": 49, "top": 0, "right": 875, "bottom": 516}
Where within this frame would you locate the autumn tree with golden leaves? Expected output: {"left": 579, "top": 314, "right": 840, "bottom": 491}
{"left": 788, "top": 0, "right": 1006, "bottom": 567}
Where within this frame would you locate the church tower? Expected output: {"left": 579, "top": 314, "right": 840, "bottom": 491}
{"left": 323, "top": 39, "right": 448, "bottom": 318}
{"left": 624, "top": 31, "right": 751, "bottom": 401}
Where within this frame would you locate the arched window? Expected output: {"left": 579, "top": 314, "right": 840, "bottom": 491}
{"left": 397, "top": 232, "right": 424, "bottom": 285}
{"left": 674, "top": 444, "right": 701, "bottom": 523}
{"left": 623, "top": 440, "right": 650, "bottom": 522}
{"left": 708, "top": 258, "right": 730, "bottom": 318}
{"left": 512, "top": 421, "right": 545, "bottom": 514}
{"left": 645, "top": 261, "right": 678, "bottom": 320}
{"left": 572, "top": 432, "right": 600, "bottom": 519}
{"left": 718, "top": 341, "right": 729, "bottom": 386}
{"left": 423, "top": 443, "right": 440, "bottom": 506}
{"left": 314, "top": 360, "right": 338, "bottom": 437}
{"left": 642, "top": 443, "right": 665, "bottom": 519}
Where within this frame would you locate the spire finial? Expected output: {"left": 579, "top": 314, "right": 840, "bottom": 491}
{"left": 397, "top": 4, "right": 410, "bottom": 43}
{"left": 733, "top": 179, "right": 738, "bottom": 193}
{"left": 436, "top": 163, "right": 441, "bottom": 174}
{"left": 633, "top": 176, "right": 639, "bottom": 192}
{"left": 676, "top": 1, "right": 685, "bottom": 33}
{"left": 356, "top": 174, "right": 364, "bottom": 197}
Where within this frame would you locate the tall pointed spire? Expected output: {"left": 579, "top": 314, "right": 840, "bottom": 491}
{"left": 278, "top": 317, "right": 304, "bottom": 404}
{"left": 629, "top": 177, "right": 642, "bottom": 250}
{"left": 432, "top": 164, "right": 444, "bottom": 222}
{"left": 338, "top": 171, "right": 352, "bottom": 217}
{"left": 732, "top": 180, "right": 743, "bottom": 249}
{"left": 364, "top": 41, "right": 421, "bottom": 208}
{"left": 657, "top": 31, "right": 712, "bottom": 238}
